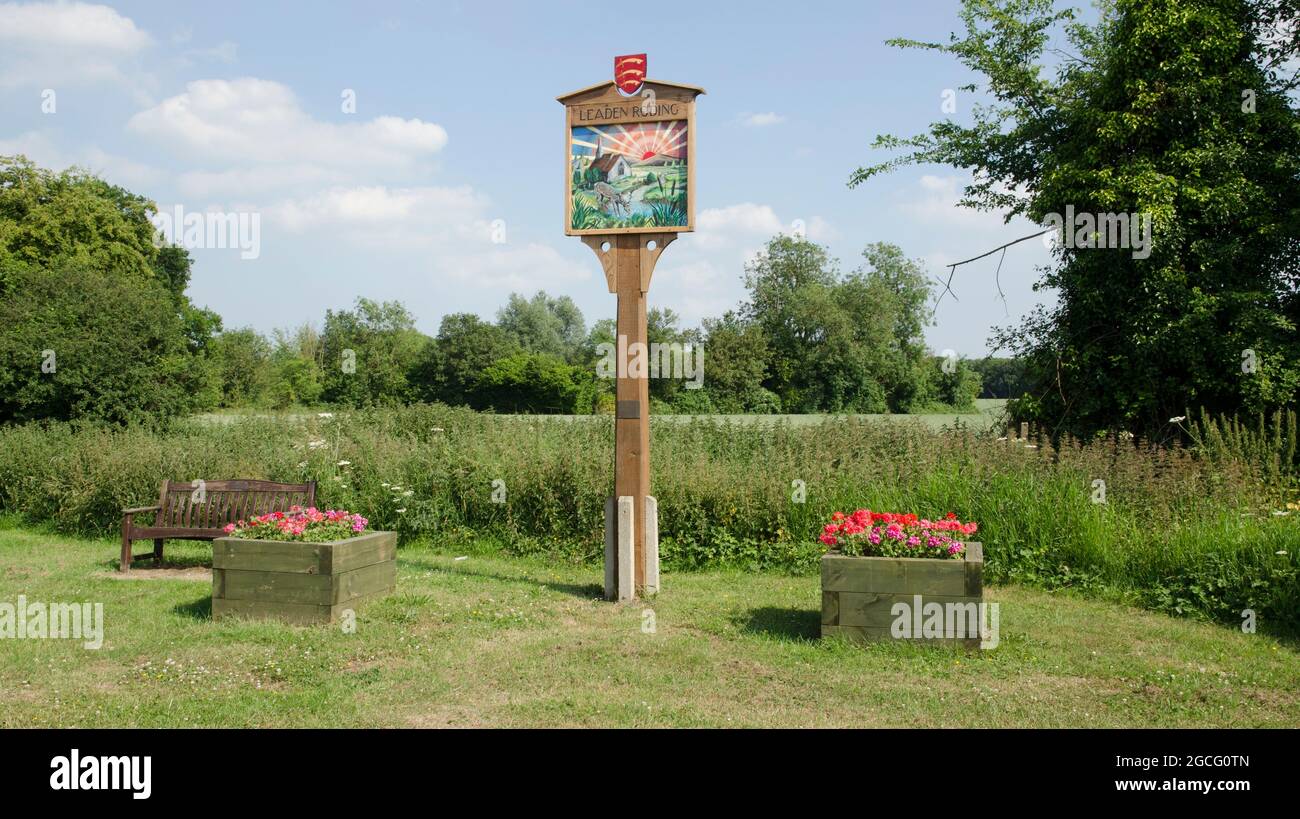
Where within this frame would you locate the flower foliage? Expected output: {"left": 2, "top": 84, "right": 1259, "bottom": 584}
{"left": 223, "top": 506, "right": 369, "bottom": 542}
{"left": 819, "top": 509, "right": 977, "bottom": 559}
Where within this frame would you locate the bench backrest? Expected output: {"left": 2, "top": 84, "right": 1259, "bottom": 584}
{"left": 156, "top": 479, "right": 318, "bottom": 530}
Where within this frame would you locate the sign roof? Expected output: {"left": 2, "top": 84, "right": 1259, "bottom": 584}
{"left": 556, "top": 79, "right": 707, "bottom": 104}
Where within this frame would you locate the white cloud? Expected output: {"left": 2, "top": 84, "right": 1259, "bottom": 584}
{"left": 127, "top": 79, "right": 447, "bottom": 175}
{"left": 898, "top": 174, "right": 1013, "bottom": 233}
{"left": 0, "top": 130, "right": 62, "bottom": 165}
{"left": 0, "top": 2, "right": 150, "bottom": 50}
{"left": 0, "top": 130, "right": 160, "bottom": 189}
{"left": 268, "top": 185, "right": 486, "bottom": 239}
{"left": 126, "top": 76, "right": 567, "bottom": 297}
{"left": 176, "top": 164, "right": 346, "bottom": 198}
{"left": 77, "top": 145, "right": 162, "bottom": 188}
{"left": 255, "top": 185, "right": 588, "bottom": 289}
{"left": 652, "top": 258, "right": 737, "bottom": 324}
{"left": 695, "top": 202, "right": 833, "bottom": 252}
{"left": 445, "top": 243, "right": 589, "bottom": 290}
{"left": 696, "top": 203, "right": 785, "bottom": 248}
{"left": 805, "top": 215, "right": 838, "bottom": 242}
{"left": 0, "top": 2, "right": 152, "bottom": 90}
{"left": 741, "top": 112, "right": 785, "bottom": 127}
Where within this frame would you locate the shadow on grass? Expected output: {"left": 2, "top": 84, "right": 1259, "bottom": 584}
{"left": 399, "top": 555, "right": 604, "bottom": 600}
{"left": 107, "top": 554, "right": 214, "bottom": 572}
{"left": 735, "top": 606, "right": 821, "bottom": 642}
{"left": 173, "top": 596, "right": 211, "bottom": 621}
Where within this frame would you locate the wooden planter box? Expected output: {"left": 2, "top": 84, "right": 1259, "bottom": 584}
{"left": 821, "top": 542, "right": 983, "bottom": 647}
{"left": 212, "top": 531, "right": 397, "bottom": 624}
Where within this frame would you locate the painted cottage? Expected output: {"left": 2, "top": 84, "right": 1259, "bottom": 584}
{"left": 591, "top": 152, "right": 630, "bottom": 182}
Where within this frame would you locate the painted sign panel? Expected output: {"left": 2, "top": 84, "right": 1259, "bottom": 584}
{"left": 569, "top": 120, "right": 689, "bottom": 232}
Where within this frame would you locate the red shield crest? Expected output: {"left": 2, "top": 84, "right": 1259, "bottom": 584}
{"left": 614, "top": 54, "right": 647, "bottom": 96}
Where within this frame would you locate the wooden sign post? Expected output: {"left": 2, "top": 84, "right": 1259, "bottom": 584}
{"left": 558, "top": 58, "right": 704, "bottom": 602}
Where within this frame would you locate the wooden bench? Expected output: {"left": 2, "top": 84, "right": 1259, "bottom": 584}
{"left": 120, "top": 479, "right": 317, "bottom": 572}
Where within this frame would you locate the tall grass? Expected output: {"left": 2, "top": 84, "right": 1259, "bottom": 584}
{"left": 0, "top": 405, "right": 1296, "bottom": 630}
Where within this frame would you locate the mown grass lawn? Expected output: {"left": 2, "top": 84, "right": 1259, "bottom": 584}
{"left": 0, "top": 521, "right": 1295, "bottom": 728}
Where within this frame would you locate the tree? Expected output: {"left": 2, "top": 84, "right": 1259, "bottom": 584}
{"left": 742, "top": 235, "right": 843, "bottom": 410}
{"left": 853, "top": 0, "right": 1300, "bottom": 438}
{"left": 411, "top": 313, "right": 520, "bottom": 408}
{"left": 497, "top": 291, "right": 586, "bottom": 363}
{"left": 0, "top": 264, "right": 201, "bottom": 424}
{"left": 320, "top": 299, "right": 427, "bottom": 406}
{"left": 209, "top": 328, "right": 274, "bottom": 407}
{"left": 267, "top": 325, "right": 325, "bottom": 408}
{"left": 0, "top": 155, "right": 219, "bottom": 422}
{"left": 969, "top": 357, "right": 1033, "bottom": 398}
{"left": 740, "top": 235, "right": 938, "bottom": 412}
{"left": 927, "top": 356, "right": 984, "bottom": 409}
{"left": 1252, "top": 0, "right": 1300, "bottom": 91}
{"left": 474, "top": 352, "right": 597, "bottom": 413}
{"left": 847, "top": 243, "right": 935, "bottom": 411}
{"left": 0, "top": 156, "right": 159, "bottom": 288}
{"left": 699, "top": 311, "right": 774, "bottom": 412}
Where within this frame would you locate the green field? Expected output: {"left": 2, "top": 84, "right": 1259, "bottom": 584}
{"left": 1, "top": 523, "right": 1295, "bottom": 728}
{"left": 190, "top": 399, "right": 1008, "bottom": 430}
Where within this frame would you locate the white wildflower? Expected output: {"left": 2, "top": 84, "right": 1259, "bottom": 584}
{"left": 1169, "top": 415, "right": 1186, "bottom": 423}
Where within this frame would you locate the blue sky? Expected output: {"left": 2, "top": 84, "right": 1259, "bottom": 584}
{"left": 0, "top": 0, "right": 1070, "bottom": 357}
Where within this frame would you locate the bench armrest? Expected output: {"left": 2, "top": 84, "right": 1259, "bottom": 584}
{"left": 122, "top": 505, "right": 160, "bottom": 515}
